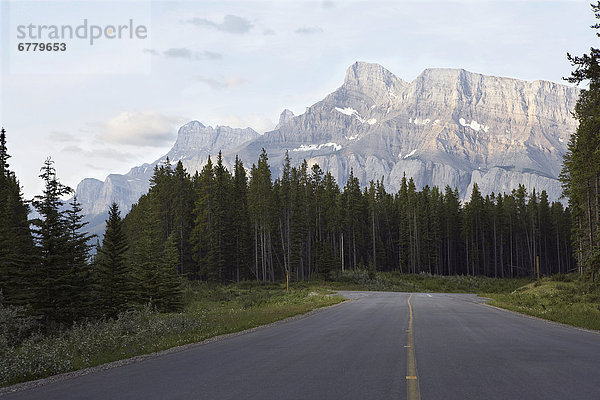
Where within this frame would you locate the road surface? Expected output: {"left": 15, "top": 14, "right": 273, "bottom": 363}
{"left": 2, "top": 292, "right": 600, "bottom": 399}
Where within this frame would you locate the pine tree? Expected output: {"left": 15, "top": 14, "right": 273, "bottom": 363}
{"left": 172, "top": 161, "right": 195, "bottom": 277}
{"left": 31, "top": 157, "right": 74, "bottom": 327}
{"left": 191, "top": 157, "right": 216, "bottom": 281}
{"left": 0, "top": 128, "right": 35, "bottom": 306}
{"left": 232, "top": 156, "right": 251, "bottom": 281}
{"left": 248, "top": 149, "right": 274, "bottom": 281}
{"left": 96, "top": 202, "right": 132, "bottom": 317}
{"left": 157, "top": 234, "right": 184, "bottom": 312}
{"left": 561, "top": 2, "right": 600, "bottom": 278}
{"left": 130, "top": 208, "right": 164, "bottom": 307}
{"left": 63, "top": 196, "right": 95, "bottom": 321}
{"left": 211, "top": 151, "right": 234, "bottom": 282}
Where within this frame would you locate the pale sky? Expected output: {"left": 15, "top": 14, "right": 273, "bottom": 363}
{"left": 0, "top": 0, "right": 595, "bottom": 199}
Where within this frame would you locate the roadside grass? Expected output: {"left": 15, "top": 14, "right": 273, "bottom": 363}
{"left": 0, "top": 282, "right": 343, "bottom": 388}
{"left": 487, "top": 275, "right": 600, "bottom": 331}
{"left": 316, "top": 270, "right": 532, "bottom": 294}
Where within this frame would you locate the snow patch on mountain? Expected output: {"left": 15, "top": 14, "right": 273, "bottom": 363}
{"left": 335, "top": 107, "right": 375, "bottom": 125}
{"left": 459, "top": 117, "right": 490, "bottom": 133}
{"left": 291, "top": 143, "right": 342, "bottom": 152}
{"left": 403, "top": 149, "right": 417, "bottom": 159}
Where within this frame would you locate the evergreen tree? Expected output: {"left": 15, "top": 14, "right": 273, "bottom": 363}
{"left": 63, "top": 196, "right": 95, "bottom": 321}
{"left": 211, "top": 152, "right": 234, "bottom": 282}
{"left": 172, "top": 161, "right": 195, "bottom": 276}
{"left": 248, "top": 149, "right": 275, "bottom": 281}
{"left": 191, "top": 157, "right": 216, "bottom": 281}
{"left": 157, "top": 234, "right": 184, "bottom": 311}
{"left": 0, "top": 128, "right": 35, "bottom": 306}
{"left": 31, "top": 158, "right": 74, "bottom": 326}
{"left": 232, "top": 156, "right": 252, "bottom": 281}
{"left": 561, "top": 1, "right": 600, "bottom": 278}
{"left": 96, "top": 202, "right": 132, "bottom": 317}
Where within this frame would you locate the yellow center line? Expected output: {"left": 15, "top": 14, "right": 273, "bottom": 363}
{"left": 406, "top": 293, "right": 421, "bottom": 400}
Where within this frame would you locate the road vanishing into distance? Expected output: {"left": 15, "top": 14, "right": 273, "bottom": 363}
{"left": 3, "top": 292, "right": 600, "bottom": 400}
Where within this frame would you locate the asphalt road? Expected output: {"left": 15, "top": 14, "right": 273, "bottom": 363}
{"left": 3, "top": 292, "right": 600, "bottom": 400}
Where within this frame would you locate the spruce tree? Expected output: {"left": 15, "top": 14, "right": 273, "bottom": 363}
{"left": 191, "top": 157, "right": 216, "bottom": 281}
{"left": 158, "top": 234, "right": 184, "bottom": 311}
{"left": 561, "top": 2, "right": 600, "bottom": 278}
{"left": 232, "top": 156, "right": 251, "bottom": 281}
{"left": 0, "top": 128, "right": 35, "bottom": 306}
{"left": 63, "top": 196, "right": 95, "bottom": 321}
{"left": 172, "top": 161, "right": 195, "bottom": 276}
{"left": 31, "top": 157, "right": 73, "bottom": 327}
{"left": 96, "top": 202, "right": 132, "bottom": 317}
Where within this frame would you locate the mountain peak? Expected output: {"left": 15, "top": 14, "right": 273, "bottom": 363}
{"left": 275, "top": 109, "right": 295, "bottom": 129}
{"left": 179, "top": 120, "right": 206, "bottom": 134}
{"left": 343, "top": 61, "right": 399, "bottom": 87}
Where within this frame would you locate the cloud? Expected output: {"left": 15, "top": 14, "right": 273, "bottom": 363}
{"left": 142, "top": 48, "right": 159, "bottom": 56}
{"left": 263, "top": 29, "right": 276, "bottom": 36}
{"left": 96, "top": 111, "right": 184, "bottom": 147}
{"left": 295, "top": 27, "right": 324, "bottom": 34}
{"left": 61, "top": 145, "right": 135, "bottom": 161}
{"left": 163, "top": 48, "right": 222, "bottom": 60}
{"left": 197, "top": 76, "right": 246, "bottom": 90}
{"left": 50, "top": 131, "right": 80, "bottom": 143}
{"left": 187, "top": 15, "right": 253, "bottom": 34}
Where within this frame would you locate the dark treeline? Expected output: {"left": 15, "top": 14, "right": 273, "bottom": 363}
{"left": 0, "top": 128, "right": 182, "bottom": 329}
{"left": 123, "top": 149, "right": 575, "bottom": 285}
{"left": 0, "top": 127, "right": 577, "bottom": 328}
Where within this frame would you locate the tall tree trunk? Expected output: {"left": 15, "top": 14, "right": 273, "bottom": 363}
{"left": 493, "top": 217, "right": 498, "bottom": 278}
{"left": 372, "top": 207, "right": 376, "bottom": 271}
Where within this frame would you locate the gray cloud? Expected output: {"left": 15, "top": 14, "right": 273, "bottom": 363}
{"left": 62, "top": 145, "right": 135, "bottom": 161}
{"left": 163, "top": 48, "right": 222, "bottom": 61}
{"left": 197, "top": 76, "right": 246, "bottom": 90}
{"left": 295, "top": 27, "right": 324, "bottom": 34}
{"left": 187, "top": 15, "right": 253, "bottom": 34}
{"left": 163, "top": 48, "right": 192, "bottom": 58}
{"left": 263, "top": 29, "right": 276, "bottom": 36}
{"left": 142, "top": 48, "right": 159, "bottom": 56}
{"left": 95, "top": 111, "right": 183, "bottom": 147}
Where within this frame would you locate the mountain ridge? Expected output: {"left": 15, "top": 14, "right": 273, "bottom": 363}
{"left": 76, "top": 61, "right": 578, "bottom": 236}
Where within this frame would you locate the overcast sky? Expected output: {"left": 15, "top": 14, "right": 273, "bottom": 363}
{"left": 0, "top": 0, "right": 595, "bottom": 199}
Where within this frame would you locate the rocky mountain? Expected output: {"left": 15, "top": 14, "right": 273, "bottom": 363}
{"left": 230, "top": 62, "right": 578, "bottom": 200}
{"left": 76, "top": 61, "right": 579, "bottom": 236}
{"left": 76, "top": 123, "right": 259, "bottom": 235}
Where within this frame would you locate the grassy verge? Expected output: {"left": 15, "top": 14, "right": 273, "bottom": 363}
{"left": 0, "top": 283, "right": 343, "bottom": 388}
{"left": 316, "top": 270, "right": 532, "bottom": 294}
{"left": 487, "top": 275, "right": 600, "bottom": 331}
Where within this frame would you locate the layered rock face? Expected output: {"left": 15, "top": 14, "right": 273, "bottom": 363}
{"left": 232, "top": 62, "right": 577, "bottom": 200}
{"left": 76, "top": 62, "right": 578, "bottom": 236}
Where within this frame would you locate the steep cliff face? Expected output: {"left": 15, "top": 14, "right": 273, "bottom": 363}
{"left": 76, "top": 61, "right": 578, "bottom": 236}
{"left": 232, "top": 62, "right": 577, "bottom": 200}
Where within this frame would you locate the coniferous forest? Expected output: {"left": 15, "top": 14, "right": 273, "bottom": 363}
{"left": 0, "top": 125, "right": 576, "bottom": 327}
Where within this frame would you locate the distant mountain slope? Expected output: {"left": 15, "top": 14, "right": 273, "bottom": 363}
{"left": 76, "top": 62, "right": 578, "bottom": 236}
{"left": 76, "top": 122, "right": 259, "bottom": 236}
{"left": 229, "top": 62, "right": 577, "bottom": 200}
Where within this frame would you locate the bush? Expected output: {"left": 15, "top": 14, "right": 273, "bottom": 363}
{"left": 550, "top": 273, "right": 576, "bottom": 282}
{"left": 0, "top": 303, "right": 40, "bottom": 353}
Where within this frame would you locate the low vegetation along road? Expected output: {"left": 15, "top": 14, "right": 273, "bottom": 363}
{"left": 3, "top": 291, "right": 600, "bottom": 400}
